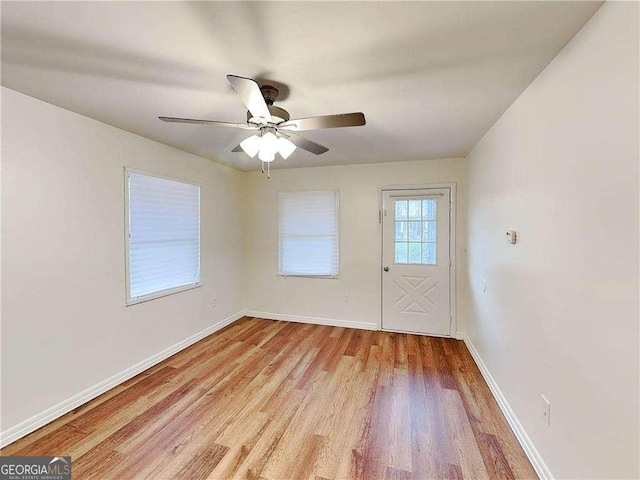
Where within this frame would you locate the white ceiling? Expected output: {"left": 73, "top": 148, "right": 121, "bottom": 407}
{"left": 1, "top": 1, "right": 602, "bottom": 171}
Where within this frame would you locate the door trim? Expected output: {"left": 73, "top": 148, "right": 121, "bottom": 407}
{"left": 378, "top": 183, "right": 457, "bottom": 336}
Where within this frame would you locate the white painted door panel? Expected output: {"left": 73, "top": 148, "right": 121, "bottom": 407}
{"left": 382, "top": 189, "right": 451, "bottom": 336}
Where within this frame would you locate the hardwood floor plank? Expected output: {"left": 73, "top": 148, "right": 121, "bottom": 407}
{"left": 477, "top": 432, "right": 517, "bottom": 480}
{"left": 9, "top": 423, "right": 89, "bottom": 457}
{"left": 3, "top": 366, "right": 179, "bottom": 458}
{"left": 408, "top": 353, "right": 440, "bottom": 480}
{"left": 432, "top": 338, "right": 459, "bottom": 390}
{"left": 387, "top": 368, "right": 413, "bottom": 472}
{"left": 115, "top": 352, "right": 280, "bottom": 478}
{"left": 441, "top": 388, "right": 489, "bottom": 479}
{"left": 80, "top": 446, "right": 126, "bottom": 480}
{"left": 447, "top": 340, "right": 536, "bottom": 478}
{"left": 1, "top": 319, "right": 538, "bottom": 480}
{"left": 172, "top": 443, "right": 229, "bottom": 480}
{"left": 343, "top": 329, "right": 365, "bottom": 357}
{"left": 440, "top": 463, "right": 465, "bottom": 480}
{"left": 332, "top": 362, "right": 380, "bottom": 480}
{"left": 313, "top": 357, "right": 369, "bottom": 479}
{"left": 385, "top": 466, "right": 412, "bottom": 480}
{"left": 0, "top": 364, "right": 167, "bottom": 456}
{"left": 218, "top": 390, "right": 307, "bottom": 479}
{"left": 361, "top": 384, "right": 394, "bottom": 479}
{"left": 72, "top": 379, "right": 206, "bottom": 478}
{"left": 259, "top": 363, "right": 342, "bottom": 479}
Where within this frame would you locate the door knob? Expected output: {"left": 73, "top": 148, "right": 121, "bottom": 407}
{"left": 383, "top": 266, "right": 389, "bottom": 272}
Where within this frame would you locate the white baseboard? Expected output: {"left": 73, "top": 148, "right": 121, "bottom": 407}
{"left": 244, "top": 310, "right": 377, "bottom": 331}
{"left": 0, "top": 310, "right": 246, "bottom": 448}
{"left": 457, "top": 331, "right": 553, "bottom": 480}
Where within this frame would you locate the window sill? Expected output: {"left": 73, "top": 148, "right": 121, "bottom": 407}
{"left": 126, "top": 282, "right": 202, "bottom": 306}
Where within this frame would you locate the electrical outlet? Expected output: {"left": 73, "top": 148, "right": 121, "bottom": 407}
{"left": 344, "top": 293, "right": 350, "bottom": 303}
{"left": 541, "top": 394, "right": 551, "bottom": 425}
{"left": 212, "top": 296, "right": 217, "bottom": 308}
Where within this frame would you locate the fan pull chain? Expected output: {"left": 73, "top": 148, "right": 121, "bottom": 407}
{"left": 261, "top": 162, "right": 265, "bottom": 174}
{"left": 267, "top": 162, "right": 271, "bottom": 179}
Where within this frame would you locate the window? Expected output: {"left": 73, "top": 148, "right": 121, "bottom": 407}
{"left": 279, "top": 190, "right": 339, "bottom": 277}
{"left": 125, "top": 170, "right": 201, "bottom": 304}
{"left": 394, "top": 197, "right": 437, "bottom": 265}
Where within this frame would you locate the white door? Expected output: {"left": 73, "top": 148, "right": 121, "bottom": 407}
{"left": 381, "top": 188, "right": 452, "bottom": 336}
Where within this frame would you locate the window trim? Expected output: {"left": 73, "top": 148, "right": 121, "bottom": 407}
{"left": 124, "top": 167, "right": 202, "bottom": 306}
{"left": 278, "top": 188, "right": 340, "bottom": 279}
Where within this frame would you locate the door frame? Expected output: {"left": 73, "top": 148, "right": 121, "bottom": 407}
{"left": 378, "top": 183, "right": 457, "bottom": 337}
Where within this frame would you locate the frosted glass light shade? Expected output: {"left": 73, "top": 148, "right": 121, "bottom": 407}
{"left": 258, "top": 132, "right": 278, "bottom": 162}
{"left": 240, "top": 135, "right": 260, "bottom": 158}
{"left": 278, "top": 137, "right": 297, "bottom": 159}
{"left": 261, "top": 132, "right": 278, "bottom": 155}
{"left": 259, "top": 147, "right": 275, "bottom": 162}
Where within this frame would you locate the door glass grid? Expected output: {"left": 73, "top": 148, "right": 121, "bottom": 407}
{"left": 394, "top": 198, "right": 437, "bottom": 264}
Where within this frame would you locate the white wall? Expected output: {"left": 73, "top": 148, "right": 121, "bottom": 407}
{"left": 1, "top": 88, "right": 244, "bottom": 433}
{"left": 242, "top": 159, "right": 467, "bottom": 331}
{"left": 465, "top": 2, "right": 639, "bottom": 479}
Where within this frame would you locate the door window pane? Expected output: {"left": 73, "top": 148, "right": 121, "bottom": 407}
{"left": 422, "top": 243, "right": 436, "bottom": 264}
{"left": 394, "top": 196, "right": 438, "bottom": 265}
{"left": 408, "top": 243, "right": 422, "bottom": 263}
{"left": 423, "top": 199, "right": 437, "bottom": 220}
{"left": 423, "top": 221, "right": 436, "bottom": 242}
{"left": 408, "top": 222, "right": 422, "bottom": 241}
{"left": 395, "top": 243, "right": 408, "bottom": 263}
{"left": 408, "top": 200, "right": 421, "bottom": 220}
{"left": 395, "top": 201, "right": 408, "bottom": 220}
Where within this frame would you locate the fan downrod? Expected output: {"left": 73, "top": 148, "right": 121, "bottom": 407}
{"left": 259, "top": 85, "right": 279, "bottom": 105}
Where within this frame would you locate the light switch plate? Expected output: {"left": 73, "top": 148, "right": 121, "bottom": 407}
{"left": 506, "top": 230, "right": 517, "bottom": 244}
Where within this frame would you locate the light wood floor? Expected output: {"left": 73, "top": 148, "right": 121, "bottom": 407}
{"left": 1, "top": 317, "right": 537, "bottom": 479}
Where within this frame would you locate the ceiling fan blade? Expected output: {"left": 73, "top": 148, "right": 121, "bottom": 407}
{"left": 159, "top": 117, "right": 257, "bottom": 129}
{"left": 281, "top": 132, "right": 329, "bottom": 155}
{"left": 227, "top": 75, "right": 272, "bottom": 125}
{"left": 278, "top": 112, "right": 365, "bottom": 131}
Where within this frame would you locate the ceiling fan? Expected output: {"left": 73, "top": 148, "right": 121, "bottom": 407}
{"left": 159, "top": 74, "right": 366, "bottom": 177}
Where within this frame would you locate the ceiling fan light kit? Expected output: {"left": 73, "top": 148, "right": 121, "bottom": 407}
{"left": 160, "top": 74, "right": 366, "bottom": 178}
{"left": 240, "top": 128, "right": 296, "bottom": 161}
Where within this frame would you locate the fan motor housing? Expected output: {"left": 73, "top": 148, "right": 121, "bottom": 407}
{"left": 247, "top": 105, "right": 290, "bottom": 125}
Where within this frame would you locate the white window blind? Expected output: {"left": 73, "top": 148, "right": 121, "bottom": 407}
{"left": 279, "top": 190, "right": 339, "bottom": 277}
{"left": 126, "top": 170, "right": 201, "bottom": 303}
